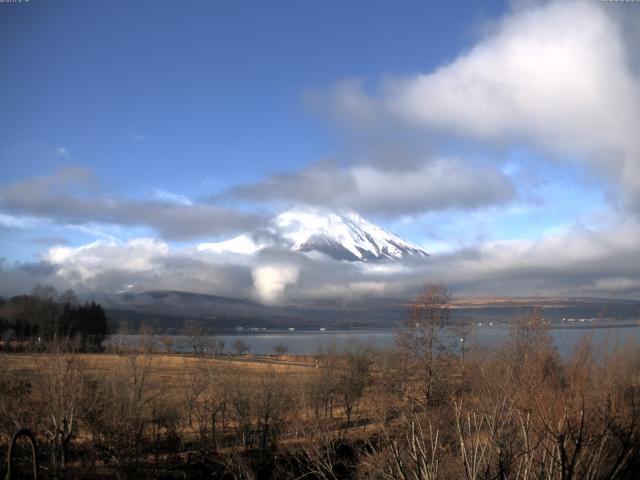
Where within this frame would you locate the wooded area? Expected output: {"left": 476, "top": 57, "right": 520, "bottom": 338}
{"left": 0, "top": 285, "right": 108, "bottom": 352}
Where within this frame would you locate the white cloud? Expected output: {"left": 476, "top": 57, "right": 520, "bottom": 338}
{"left": 327, "top": 1, "right": 640, "bottom": 209}
{"left": 54, "top": 147, "right": 70, "bottom": 158}
{"left": 0, "top": 214, "right": 42, "bottom": 230}
{"left": 252, "top": 264, "right": 299, "bottom": 303}
{"left": 349, "top": 160, "right": 514, "bottom": 213}
{"left": 43, "top": 238, "right": 170, "bottom": 282}
{"left": 130, "top": 132, "right": 144, "bottom": 142}
{"left": 422, "top": 214, "right": 640, "bottom": 297}
{"left": 152, "top": 189, "right": 194, "bottom": 206}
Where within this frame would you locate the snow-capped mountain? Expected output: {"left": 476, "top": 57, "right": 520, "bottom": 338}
{"left": 198, "top": 206, "right": 428, "bottom": 262}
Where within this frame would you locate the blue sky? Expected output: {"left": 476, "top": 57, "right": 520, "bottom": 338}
{"left": 1, "top": 1, "right": 501, "bottom": 188}
{"left": 1, "top": 0, "right": 639, "bottom": 300}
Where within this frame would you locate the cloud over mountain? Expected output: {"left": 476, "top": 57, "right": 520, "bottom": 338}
{"left": 226, "top": 159, "right": 515, "bottom": 216}
{"left": 2, "top": 208, "right": 640, "bottom": 303}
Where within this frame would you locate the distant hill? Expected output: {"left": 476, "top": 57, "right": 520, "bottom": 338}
{"left": 96, "top": 290, "right": 640, "bottom": 333}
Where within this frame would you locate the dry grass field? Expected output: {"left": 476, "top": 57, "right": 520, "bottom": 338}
{"left": 2, "top": 305, "right": 640, "bottom": 479}
{"left": 1, "top": 352, "right": 315, "bottom": 378}
{"left": 1, "top": 352, "right": 324, "bottom": 422}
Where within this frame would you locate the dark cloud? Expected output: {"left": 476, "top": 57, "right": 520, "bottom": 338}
{"left": 0, "top": 167, "right": 266, "bottom": 240}
{"left": 225, "top": 159, "right": 516, "bottom": 216}
{"left": 226, "top": 162, "right": 356, "bottom": 207}
{"left": 18, "top": 261, "right": 59, "bottom": 276}
{"left": 0, "top": 259, "right": 65, "bottom": 298}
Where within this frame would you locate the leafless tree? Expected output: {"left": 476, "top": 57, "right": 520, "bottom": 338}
{"left": 35, "top": 339, "right": 87, "bottom": 474}
{"left": 336, "top": 339, "right": 372, "bottom": 430}
{"left": 272, "top": 343, "right": 289, "bottom": 358}
{"left": 397, "top": 282, "right": 452, "bottom": 406}
{"left": 255, "top": 368, "right": 290, "bottom": 456}
{"left": 282, "top": 424, "right": 344, "bottom": 480}
{"left": 358, "top": 410, "right": 442, "bottom": 480}
{"left": 185, "top": 320, "right": 208, "bottom": 356}
{"left": 160, "top": 334, "right": 173, "bottom": 354}
{"left": 183, "top": 359, "right": 232, "bottom": 452}
{"left": 232, "top": 338, "right": 251, "bottom": 356}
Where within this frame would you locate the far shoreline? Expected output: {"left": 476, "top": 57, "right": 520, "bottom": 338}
{"left": 110, "top": 320, "right": 640, "bottom": 337}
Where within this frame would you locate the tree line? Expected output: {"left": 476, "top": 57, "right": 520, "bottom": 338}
{"left": 0, "top": 284, "right": 108, "bottom": 351}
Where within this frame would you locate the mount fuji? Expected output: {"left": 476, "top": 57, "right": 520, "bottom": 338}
{"left": 198, "top": 206, "right": 428, "bottom": 262}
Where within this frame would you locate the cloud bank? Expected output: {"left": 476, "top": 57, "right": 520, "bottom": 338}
{"left": 0, "top": 167, "right": 265, "bottom": 240}
{"left": 1, "top": 211, "right": 639, "bottom": 302}
{"left": 318, "top": 0, "right": 640, "bottom": 211}
{"left": 227, "top": 159, "right": 515, "bottom": 216}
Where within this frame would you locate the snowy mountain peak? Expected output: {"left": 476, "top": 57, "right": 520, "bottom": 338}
{"left": 198, "top": 206, "right": 429, "bottom": 262}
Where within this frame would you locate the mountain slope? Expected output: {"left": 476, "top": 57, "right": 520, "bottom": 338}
{"left": 99, "top": 290, "right": 640, "bottom": 333}
{"left": 198, "top": 206, "right": 429, "bottom": 261}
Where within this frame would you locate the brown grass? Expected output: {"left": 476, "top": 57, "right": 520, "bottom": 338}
{"left": 0, "top": 352, "right": 313, "bottom": 381}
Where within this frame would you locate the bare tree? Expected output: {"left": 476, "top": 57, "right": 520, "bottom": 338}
{"left": 185, "top": 320, "right": 208, "bottom": 356}
{"left": 183, "top": 360, "right": 232, "bottom": 453}
{"left": 453, "top": 398, "right": 489, "bottom": 480}
{"left": 397, "top": 282, "right": 451, "bottom": 406}
{"left": 337, "top": 339, "right": 372, "bottom": 430}
{"left": 36, "top": 339, "right": 87, "bottom": 474}
{"left": 283, "top": 423, "right": 344, "bottom": 480}
{"left": 508, "top": 307, "right": 556, "bottom": 370}
{"left": 82, "top": 346, "right": 163, "bottom": 474}
{"left": 311, "top": 345, "right": 340, "bottom": 422}
{"left": 358, "top": 408, "right": 442, "bottom": 480}
{"left": 272, "top": 343, "right": 289, "bottom": 358}
{"left": 232, "top": 338, "right": 251, "bottom": 356}
{"left": 255, "top": 368, "right": 290, "bottom": 456}
{"left": 160, "top": 335, "right": 174, "bottom": 354}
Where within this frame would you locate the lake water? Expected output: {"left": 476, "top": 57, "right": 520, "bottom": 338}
{"left": 108, "top": 324, "right": 640, "bottom": 357}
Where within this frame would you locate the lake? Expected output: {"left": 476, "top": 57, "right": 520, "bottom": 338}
{"left": 108, "top": 324, "right": 640, "bottom": 357}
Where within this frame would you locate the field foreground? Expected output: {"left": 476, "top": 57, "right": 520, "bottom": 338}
{"left": 2, "top": 328, "right": 640, "bottom": 479}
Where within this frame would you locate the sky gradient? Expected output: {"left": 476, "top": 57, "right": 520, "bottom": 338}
{"left": 1, "top": 0, "right": 640, "bottom": 302}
